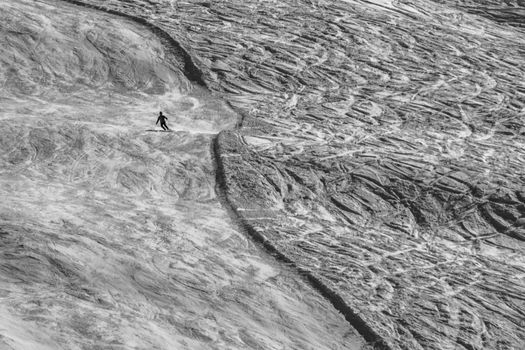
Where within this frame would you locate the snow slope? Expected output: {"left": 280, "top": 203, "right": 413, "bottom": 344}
{"left": 0, "top": 1, "right": 365, "bottom": 349}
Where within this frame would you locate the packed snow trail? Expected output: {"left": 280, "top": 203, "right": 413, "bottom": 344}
{"left": 0, "top": 1, "right": 365, "bottom": 349}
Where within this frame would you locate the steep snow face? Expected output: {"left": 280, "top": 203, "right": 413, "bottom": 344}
{"left": 0, "top": 1, "right": 365, "bottom": 349}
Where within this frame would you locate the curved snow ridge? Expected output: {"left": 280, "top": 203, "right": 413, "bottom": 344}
{"left": 214, "top": 131, "right": 393, "bottom": 350}
{"left": 59, "top": 0, "right": 207, "bottom": 88}
{"left": 52, "top": 1, "right": 387, "bottom": 348}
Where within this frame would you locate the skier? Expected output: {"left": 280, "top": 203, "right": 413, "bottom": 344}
{"left": 156, "top": 111, "right": 170, "bottom": 131}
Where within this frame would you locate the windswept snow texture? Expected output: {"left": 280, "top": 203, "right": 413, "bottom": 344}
{"left": 0, "top": 1, "right": 366, "bottom": 349}
{"left": 58, "top": 0, "right": 525, "bottom": 349}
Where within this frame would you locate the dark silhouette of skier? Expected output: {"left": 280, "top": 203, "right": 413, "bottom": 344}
{"left": 156, "top": 111, "right": 170, "bottom": 131}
